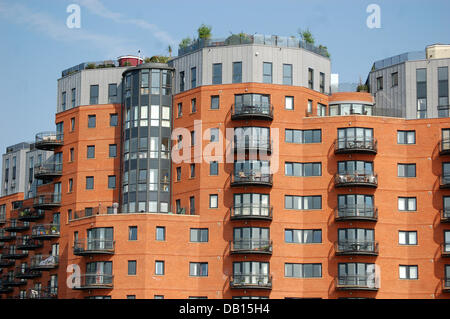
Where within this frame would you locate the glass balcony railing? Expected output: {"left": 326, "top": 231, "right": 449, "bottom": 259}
{"left": 335, "top": 138, "right": 377, "bottom": 154}
{"left": 335, "top": 206, "right": 378, "bottom": 222}
{"left": 230, "top": 239, "right": 273, "bottom": 254}
{"left": 230, "top": 274, "right": 272, "bottom": 289}
{"left": 335, "top": 275, "right": 379, "bottom": 291}
{"left": 334, "top": 173, "right": 378, "bottom": 188}
{"left": 73, "top": 239, "right": 115, "bottom": 256}
{"left": 231, "top": 170, "right": 273, "bottom": 187}
{"left": 335, "top": 240, "right": 379, "bottom": 256}
{"left": 35, "top": 132, "right": 64, "bottom": 150}
{"left": 231, "top": 103, "right": 274, "bottom": 121}
{"left": 230, "top": 204, "right": 273, "bottom": 221}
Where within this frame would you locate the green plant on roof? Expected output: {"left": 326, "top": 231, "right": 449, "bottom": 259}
{"left": 197, "top": 24, "right": 212, "bottom": 40}
{"left": 298, "top": 28, "right": 315, "bottom": 44}
{"left": 86, "top": 63, "right": 96, "bottom": 69}
{"left": 179, "top": 37, "right": 193, "bottom": 49}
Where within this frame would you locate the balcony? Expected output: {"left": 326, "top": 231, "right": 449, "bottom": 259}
{"left": 0, "top": 282, "right": 12, "bottom": 294}
{"left": 35, "top": 132, "right": 63, "bottom": 151}
{"left": 73, "top": 239, "right": 115, "bottom": 256}
{"left": 4, "top": 220, "right": 29, "bottom": 232}
{"left": 0, "top": 215, "right": 5, "bottom": 225}
{"left": 16, "top": 237, "right": 43, "bottom": 250}
{"left": 335, "top": 138, "right": 377, "bottom": 155}
{"left": 73, "top": 274, "right": 114, "bottom": 290}
{"left": 335, "top": 206, "right": 378, "bottom": 222}
{"left": 33, "top": 193, "right": 61, "bottom": 210}
{"left": 442, "top": 278, "right": 450, "bottom": 293}
{"left": 440, "top": 175, "right": 450, "bottom": 189}
{"left": 31, "top": 224, "right": 60, "bottom": 239}
{"left": 441, "top": 209, "right": 450, "bottom": 223}
{"left": 17, "top": 208, "right": 44, "bottom": 222}
{"left": 229, "top": 274, "right": 272, "bottom": 290}
{"left": 34, "top": 162, "right": 62, "bottom": 180}
{"left": 234, "top": 140, "right": 272, "bottom": 155}
{"left": 334, "top": 173, "right": 378, "bottom": 188}
{"left": 0, "top": 231, "right": 15, "bottom": 242}
{"left": 335, "top": 275, "right": 379, "bottom": 291}
{"left": 230, "top": 171, "right": 273, "bottom": 187}
{"left": 335, "top": 240, "right": 379, "bottom": 256}
{"left": 28, "top": 287, "right": 58, "bottom": 299}
{"left": 15, "top": 266, "right": 41, "bottom": 279}
{"left": 442, "top": 243, "right": 450, "bottom": 257}
{"left": 439, "top": 139, "right": 450, "bottom": 156}
{"left": 30, "top": 255, "right": 59, "bottom": 270}
{"left": 230, "top": 204, "right": 273, "bottom": 221}
{"left": 230, "top": 239, "right": 273, "bottom": 255}
{"left": 231, "top": 103, "right": 274, "bottom": 121}
{"left": 0, "top": 255, "right": 15, "bottom": 267}
{"left": 2, "top": 248, "right": 28, "bottom": 259}
{"left": 2, "top": 275, "right": 27, "bottom": 287}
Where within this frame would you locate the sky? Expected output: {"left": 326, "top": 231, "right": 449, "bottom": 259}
{"left": 0, "top": 0, "right": 449, "bottom": 155}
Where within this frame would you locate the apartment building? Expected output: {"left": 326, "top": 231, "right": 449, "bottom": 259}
{"left": 0, "top": 36, "right": 450, "bottom": 299}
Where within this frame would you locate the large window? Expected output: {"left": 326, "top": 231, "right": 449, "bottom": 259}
{"left": 398, "top": 197, "right": 416, "bottom": 211}
{"left": 329, "top": 103, "right": 373, "bottom": 116}
{"left": 438, "top": 67, "right": 449, "bottom": 117}
{"left": 337, "top": 127, "right": 373, "bottom": 148}
{"left": 397, "top": 130, "right": 415, "bottom": 144}
{"left": 283, "top": 64, "right": 293, "bottom": 85}
{"left": 233, "top": 227, "right": 269, "bottom": 246}
{"left": 285, "top": 263, "right": 322, "bottom": 278}
{"left": 263, "top": 62, "right": 272, "bottom": 83}
{"left": 234, "top": 127, "right": 270, "bottom": 148}
{"left": 212, "top": 63, "right": 222, "bottom": 85}
{"left": 285, "top": 229, "right": 322, "bottom": 243}
{"left": 285, "top": 162, "right": 321, "bottom": 177}
{"left": 416, "top": 69, "right": 427, "bottom": 118}
{"left": 398, "top": 164, "right": 416, "bottom": 178}
{"left": 338, "top": 161, "right": 373, "bottom": 175}
{"left": 233, "top": 193, "right": 270, "bottom": 217}
{"left": 399, "top": 265, "right": 418, "bottom": 280}
{"left": 284, "top": 195, "right": 321, "bottom": 210}
{"left": 108, "top": 84, "right": 117, "bottom": 103}
{"left": 89, "top": 85, "right": 99, "bottom": 105}
{"left": 285, "top": 129, "right": 321, "bottom": 144}
{"left": 233, "top": 62, "right": 242, "bottom": 83}
{"left": 190, "top": 228, "right": 208, "bottom": 242}
{"left": 399, "top": 231, "right": 417, "bottom": 245}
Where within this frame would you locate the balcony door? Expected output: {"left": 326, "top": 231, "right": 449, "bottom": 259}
{"left": 233, "top": 261, "right": 269, "bottom": 285}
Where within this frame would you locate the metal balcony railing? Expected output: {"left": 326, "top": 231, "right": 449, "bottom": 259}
{"left": 334, "top": 173, "right": 378, "bottom": 188}
{"left": 73, "top": 274, "right": 114, "bottom": 289}
{"left": 440, "top": 175, "right": 450, "bottom": 189}
{"left": 4, "top": 220, "right": 29, "bottom": 232}
{"left": 442, "top": 243, "right": 450, "bottom": 257}
{"left": 231, "top": 103, "right": 274, "bottom": 121}
{"left": 230, "top": 204, "right": 273, "bottom": 220}
{"left": 14, "top": 266, "right": 41, "bottom": 279}
{"left": 230, "top": 274, "right": 272, "bottom": 289}
{"left": 0, "top": 282, "right": 13, "bottom": 294}
{"left": 28, "top": 287, "right": 58, "bottom": 299}
{"left": 0, "top": 231, "right": 15, "bottom": 242}
{"left": 33, "top": 193, "right": 61, "bottom": 209}
{"left": 2, "top": 247, "right": 28, "bottom": 259}
{"left": 0, "top": 255, "right": 15, "bottom": 267}
{"left": 335, "top": 240, "right": 379, "bottom": 256}
{"left": 439, "top": 138, "right": 450, "bottom": 155}
{"left": 17, "top": 209, "right": 44, "bottom": 222}
{"left": 16, "top": 237, "right": 43, "bottom": 250}
{"left": 231, "top": 170, "right": 273, "bottom": 187}
{"left": 335, "top": 206, "right": 378, "bottom": 222}
{"left": 1, "top": 275, "right": 27, "bottom": 287}
{"left": 31, "top": 224, "right": 60, "bottom": 239}
{"left": 441, "top": 209, "right": 450, "bottom": 223}
{"left": 0, "top": 214, "right": 5, "bottom": 225}
{"left": 35, "top": 132, "right": 64, "bottom": 150}
{"left": 73, "top": 239, "right": 115, "bottom": 256}
{"left": 230, "top": 239, "right": 273, "bottom": 254}
{"left": 30, "top": 255, "right": 59, "bottom": 270}
{"left": 335, "top": 275, "right": 379, "bottom": 290}
{"left": 335, "top": 138, "right": 377, "bottom": 154}
{"left": 34, "top": 162, "right": 63, "bottom": 180}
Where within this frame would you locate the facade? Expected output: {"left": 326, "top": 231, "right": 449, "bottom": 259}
{"left": 0, "top": 38, "right": 450, "bottom": 299}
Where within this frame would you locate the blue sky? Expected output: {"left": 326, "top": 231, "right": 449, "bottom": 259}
{"left": 0, "top": 0, "right": 449, "bottom": 155}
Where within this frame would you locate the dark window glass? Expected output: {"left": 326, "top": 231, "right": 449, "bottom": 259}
{"left": 86, "top": 176, "right": 94, "bottom": 190}
{"left": 109, "top": 144, "right": 117, "bottom": 157}
{"left": 108, "top": 84, "right": 118, "bottom": 103}
{"left": 212, "top": 63, "right": 222, "bottom": 85}
{"left": 191, "top": 67, "right": 197, "bottom": 89}
{"left": 108, "top": 175, "right": 116, "bottom": 189}
{"left": 129, "top": 226, "right": 137, "bottom": 240}
{"left": 210, "top": 161, "right": 218, "bottom": 175}
{"left": 233, "top": 62, "right": 242, "bottom": 83}
{"left": 283, "top": 64, "right": 293, "bottom": 85}
{"left": 90, "top": 85, "right": 99, "bottom": 105}
{"left": 128, "top": 261, "right": 137, "bottom": 275}
{"left": 87, "top": 145, "right": 95, "bottom": 159}
{"left": 110, "top": 113, "right": 118, "bottom": 127}
{"left": 88, "top": 115, "right": 96, "bottom": 128}
{"left": 211, "top": 96, "right": 219, "bottom": 109}
{"left": 263, "top": 62, "right": 272, "bottom": 83}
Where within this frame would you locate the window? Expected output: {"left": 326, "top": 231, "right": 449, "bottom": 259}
{"left": 285, "top": 229, "right": 322, "bottom": 243}
{"left": 129, "top": 226, "right": 137, "bottom": 240}
{"left": 191, "top": 67, "right": 197, "bottom": 89}
{"left": 190, "top": 164, "right": 195, "bottom": 178}
{"left": 62, "top": 91, "right": 66, "bottom": 110}
{"left": 87, "top": 145, "right": 95, "bottom": 159}
{"left": 399, "top": 265, "right": 418, "bottom": 280}
{"left": 179, "top": 71, "right": 185, "bottom": 92}
{"left": 156, "top": 227, "right": 165, "bottom": 241}
{"left": 263, "top": 62, "right": 272, "bottom": 83}
{"left": 285, "top": 96, "right": 294, "bottom": 110}
{"left": 399, "top": 231, "right": 417, "bottom": 245}
{"left": 71, "top": 117, "right": 75, "bottom": 131}
{"left": 176, "top": 167, "right": 181, "bottom": 181}
{"left": 128, "top": 261, "right": 137, "bottom": 275}
{"left": 209, "top": 194, "right": 218, "bottom": 208}
{"left": 285, "top": 195, "right": 322, "bottom": 210}
{"left": 438, "top": 67, "right": 449, "bottom": 117}
{"left": 416, "top": 69, "right": 427, "bottom": 119}
{"left": 285, "top": 129, "right": 321, "bottom": 144}
{"left": 191, "top": 130, "right": 196, "bottom": 146}
{"left": 177, "top": 103, "right": 182, "bottom": 117}
{"left": 210, "top": 161, "right": 218, "bottom": 175}
{"left": 155, "top": 261, "right": 164, "bottom": 275}
{"left": 338, "top": 160, "right": 373, "bottom": 175}
{"left": 398, "top": 164, "right": 416, "bottom": 177}
{"left": 392, "top": 72, "right": 399, "bottom": 87}
{"left": 319, "top": 72, "right": 325, "bottom": 93}
{"left": 397, "top": 131, "right": 415, "bottom": 144}
{"left": 190, "top": 228, "right": 208, "bottom": 242}
{"left": 109, "top": 144, "right": 117, "bottom": 158}
{"left": 283, "top": 64, "right": 293, "bottom": 85}
{"left": 211, "top": 96, "right": 219, "bottom": 109}
{"left": 71, "top": 88, "right": 76, "bottom": 107}
{"left": 233, "top": 62, "right": 242, "bottom": 83}
{"left": 285, "top": 162, "right": 321, "bottom": 177}
{"left": 68, "top": 179, "right": 73, "bottom": 193}
{"left": 108, "top": 84, "right": 118, "bottom": 104}
{"left": 317, "top": 103, "right": 326, "bottom": 116}
{"left": 308, "top": 68, "right": 314, "bottom": 90}
{"left": 191, "top": 98, "right": 196, "bottom": 113}
{"left": 108, "top": 176, "right": 116, "bottom": 189}
{"left": 154, "top": 295, "right": 164, "bottom": 299}
{"left": 376, "top": 76, "right": 383, "bottom": 91}
{"left": 88, "top": 115, "right": 96, "bottom": 128}
{"left": 285, "top": 263, "right": 322, "bottom": 278}
{"left": 398, "top": 197, "right": 416, "bottom": 211}
{"left": 190, "top": 262, "right": 208, "bottom": 277}
{"left": 212, "top": 63, "right": 222, "bottom": 85}
{"left": 110, "top": 113, "right": 118, "bottom": 127}
{"left": 86, "top": 176, "right": 94, "bottom": 190}
{"left": 210, "top": 128, "right": 219, "bottom": 142}
{"left": 89, "top": 85, "right": 99, "bottom": 104}
{"left": 127, "top": 295, "right": 136, "bottom": 299}
{"left": 70, "top": 148, "right": 74, "bottom": 162}
{"left": 189, "top": 196, "right": 195, "bottom": 215}
{"left": 307, "top": 100, "right": 313, "bottom": 113}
